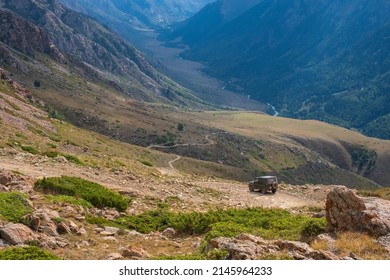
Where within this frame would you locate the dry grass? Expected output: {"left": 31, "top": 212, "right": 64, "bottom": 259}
{"left": 311, "top": 239, "right": 331, "bottom": 251}
{"left": 312, "top": 232, "right": 390, "bottom": 260}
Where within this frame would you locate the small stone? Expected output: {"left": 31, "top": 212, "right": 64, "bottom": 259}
{"left": 162, "top": 228, "right": 176, "bottom": 238}
{"left": 77, "top": 227, "right": 87, "bottom": 236}
{"left": 107, "top": 253, "right": 123, "bottom": 260}
{"left": 104, "top": 226, "right": 120, "bottom": 235}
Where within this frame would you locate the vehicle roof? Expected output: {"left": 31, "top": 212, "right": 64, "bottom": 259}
{"left": 257, "top": 176, "right": 277, "bottom": 179}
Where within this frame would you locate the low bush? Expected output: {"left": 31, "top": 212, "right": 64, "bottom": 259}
{"left": 0, "top": 246, "right": 60, "bottom": 260}
{"left": 62, "top": 154, "right": 84, "bottom": 166}
{"left": 21, "top": 145, "right": 39, "bottom": 155}
{"left": 0, "top": 192, "right": 32, "bottom": 222}
{"left": 139, "top": 160, "right": 153, "bottom": 167}
{"left": 34, "top": 176, "right": 129, "bottom": 211}
{"left": 104, "top": 208, "right": 325, "bottom": 241}
{"left": 45, "top": 195, "right": 93, "bottom": 208}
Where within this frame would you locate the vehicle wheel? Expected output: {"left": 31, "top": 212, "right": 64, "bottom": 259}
{"left": 272, "top": 188, "right": 277, "bottom": 194}
{"left": 249, "top": 186, "right": 254, "bottom": 192}
{"left": 261, "top": 188, "right": 267, "bottom": 194}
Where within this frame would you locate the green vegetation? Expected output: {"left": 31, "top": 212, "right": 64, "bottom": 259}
{"left": 350, "top": 147, "right": 377, "bottom": 175}
{"left": 139, "top": 159, "right": 153, "bottom": 167}
{"left": 34, "top": 176, "right": 129, "bottom": 211}
{"left": 45, "top": 195, "right": 93, "bottom": 208}
{"left": 21, "top": 145, "right": 40, "bottom": 155}
{"left": 177, "top": 123, "right": 184, "bottom": 131}
{"left": 62, "top": 154, "right": 84, "bottom": 165}
{"left": 89, "top": 208, "right": 325, "bottom": 241}
{"left": 0, "top": 246, "right": 60, "bottom": 260}
{"left": 0, "top": 192, "right": 32, "bottom": 222}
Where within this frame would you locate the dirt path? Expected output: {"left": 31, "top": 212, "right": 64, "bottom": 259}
{"left": 148, "top": 132, "right": 227, "bottom": 176}
{"left": 195, "top": 181, "right": 328, "bottom": 209}
{"left": 0, "top": 153, "right": 330, "bottom": 211}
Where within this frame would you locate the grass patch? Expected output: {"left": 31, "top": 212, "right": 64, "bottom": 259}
{"left": 139, "top": 159, "right": 153, "bottom": 167}
{"left": 335, "top": 232, "right": 389, "bottom": 260}
{"left": 0, "top": 192, "right": 32, "bottom": 222}
{"left": 34, "top": 176, "right": 129, "bottom": 211}
{"left": 62, "top": 154, "right": 84, "bottom": 165}
{"left": 21, "top": 145, "right": 40, "bottom": 155}
{"left": 92, "top": 208, "right": 325, "bottom": 241}
{"left": 45, "top": 195, "right": 93, "bottom": 208}
{"left": 42, "top": 151, "right": 60, "bottom": 158}
{"left": 0, "top": 246, "right": 60, "bottom": 260}
{"left": 41, "top": 151, "right": 84, "bottom": 165}
{"left": 357, "top": 188, "right": 390, "bottom": 200}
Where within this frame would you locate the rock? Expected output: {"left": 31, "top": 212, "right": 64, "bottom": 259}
{"left": 103, "top": 226, "right": 120, "bottom": 235}
{"left": 100, "top": 231, "right": 116, "bottom": 236}
{"left": 56, "top": 222, "right": 72, "bottom": 235}
{"left": 107, "top": 253, "right": 123, "bottom": 260}
{"left": 326, "top": 186, "right": 390, "bottom": 236}
{"left": 206, "top": 234, "right": 340, "bottom": 260}
{"left": 0, "top": 239, "right": 9, "bottom": 247}
{"left": 41, "top": 224, "right": 59, "bottom": 237}
{"left": 0, "top": 223, "right": 37, "bottom": 245}
{"left": 122, "top": 246, "right": 150, "bottom": 260}
{"left": 162, "top": 228, "right": 176, "bottom": 238}
{"left": 77, "top": 227, "right": 87, "bottom": 236}
{"left": 25, "top": 208, "right": 61, "bottom": 236}
{"left": 128, "top": 230, "right": 143, "bottom": 237}
{"left": 68, "top": 221, "right": 79, "bottom": 233}
{"left": 102, "top": 236, "right": 117, "bottom": 242}
{"left": 0, "top": 169, "right": 15, "bottom": 185}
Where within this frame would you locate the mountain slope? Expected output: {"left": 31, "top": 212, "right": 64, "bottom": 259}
{"left": 166, "top": 0, "right": 390, "bottom": 139}
{"left": 0, "top": 0, "right": 205, "bottom": 106}
{"left": 60, "top": 0, "right": 215, "bottom": 28}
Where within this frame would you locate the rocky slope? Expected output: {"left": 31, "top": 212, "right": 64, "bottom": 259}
{"left": 0, "top": 0, "right": 203, "bottom": 105}
{"left": 0, "top": 67, "right": 389, "bottom": 260}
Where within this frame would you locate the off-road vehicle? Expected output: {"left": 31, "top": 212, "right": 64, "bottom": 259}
{"left": 248, "top": 176, "right": 278, "bottom": 194}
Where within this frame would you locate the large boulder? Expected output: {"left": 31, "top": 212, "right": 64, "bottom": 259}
{"left": 326, "top": 186, "right": 390, "bottom": 236}
{"left": 0, "top": 223, "right": 37, "bottom": 245}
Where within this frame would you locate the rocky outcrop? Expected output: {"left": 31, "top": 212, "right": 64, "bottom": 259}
{"left": 0, "top": 169, "right": 33, "bottom": 193}
{"left": 326, "top": 186, "right": 390, "bottom": 236}
{"left": 0, "top": 223, "right": 37, "bottom": 245}
{"left": 206, "top": 234, "right": 340, "bottom": 260}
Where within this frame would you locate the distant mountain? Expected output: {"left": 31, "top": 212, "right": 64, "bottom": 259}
{"left": 166, "top": 0, "right": 390, "bottom": 139}
{"left": 60, "top": 0, "right": 215, "bottom": 38}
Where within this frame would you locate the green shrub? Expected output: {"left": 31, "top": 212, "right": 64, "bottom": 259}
{"left": 34, "top": 176, "right": 129, "bottom": 211}
{"left": 0, "top": 246, "right": 60, "bottom": 260}
{"left": 45, "top": 195, "right": 93, "bottom": 208}
{"left": 42, "top": 151, "right": 60, "bottom": 158}
{"left": 21, "top": 145, "right": 39, "bottom": 155}
{"left": 0, "top": 192, "right": 32, "bottom": 222}
{"left": 301, "top": 219, "right": 326, "bottom": 238}
{"left": 139, "top": 160, "right": 153, "bottom": 167}
{"left": 101, "top": 207, "right": 326, "bottom": 241}
{"left": 62, "top": 154, "right": 84, "bottom": 165}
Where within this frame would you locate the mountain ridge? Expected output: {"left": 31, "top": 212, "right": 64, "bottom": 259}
{"left": 166, "top": 0, "right": 390, "bottom": 139}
